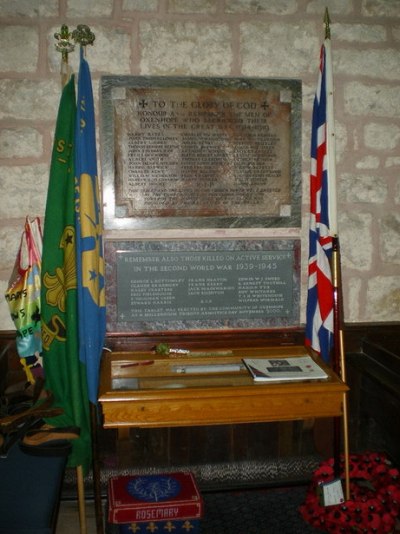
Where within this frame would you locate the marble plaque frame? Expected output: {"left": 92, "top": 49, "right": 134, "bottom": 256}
{"left": 105, "top": 239, "right": 300, "bottom": 334}
{"left": 101, "top": 76, "right": 302, "bottom": 230}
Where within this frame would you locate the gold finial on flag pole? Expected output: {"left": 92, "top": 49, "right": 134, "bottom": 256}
{"left": 54, "top": 24, "right": 75, "bottom": 87}
{"left": 72, "top": 25, "right": 95, "bottom": 57}
{"left": 324, "top": 7, "right": 331, "bottom": 40}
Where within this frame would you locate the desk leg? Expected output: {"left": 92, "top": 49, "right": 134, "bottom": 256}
{"left": 278, "top": 421, "right": 294, "bottom": 456}
{"left": 117, "top": 427, "right": 132, "bottom": 467}
{"left": 91, "top": 403, "right": 104, "bottom": 534}
{"left": 342, "top": 391, "right": 350, "bottom": 500}
{"left": 118, "top": 427, "right": 130, "bottom": 441}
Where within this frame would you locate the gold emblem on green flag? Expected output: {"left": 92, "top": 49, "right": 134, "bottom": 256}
{"left": 43, "top": 225, "right": 77, "bottom": 312}
{"left": 41, "top": 315, "right": 66, "bottom": 351}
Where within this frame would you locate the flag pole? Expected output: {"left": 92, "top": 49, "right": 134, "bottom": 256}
{"left": 324, "top": 10, "right": 350, "bottom": 500}
{"left": 72, "top": 24, "right": 104, "bottom": 534}
{"left": 54, "top": 25, "right": 90, "bottom": 534}
{"left": 324, "top": 8, "right": 340, "bottom": 376}
{"left": 332, "top": 237, "right": 350, "bottom": 500}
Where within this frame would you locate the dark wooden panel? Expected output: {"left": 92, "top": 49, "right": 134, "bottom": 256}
{"left": 347, "top": 337, "right": 400, "bottom": 466}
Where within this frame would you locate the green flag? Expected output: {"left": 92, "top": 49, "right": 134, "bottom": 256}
{"left": 41, "top": 76, "right": 91, "bottom": 472}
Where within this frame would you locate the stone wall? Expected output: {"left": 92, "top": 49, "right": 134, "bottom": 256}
{"left": 0, "top": 0, "right": 399, "bottom": 330}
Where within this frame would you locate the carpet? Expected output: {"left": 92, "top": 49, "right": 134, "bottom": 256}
{"left": 200, "top": 486, "right": 321, "bottom": 534}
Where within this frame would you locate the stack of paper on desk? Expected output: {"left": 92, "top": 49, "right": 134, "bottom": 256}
{"left": 242, "top": 355, "right": 328, "bottom": 382}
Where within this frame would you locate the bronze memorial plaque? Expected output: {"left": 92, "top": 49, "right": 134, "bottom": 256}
{"left": 101, "top": 77, "right": 302, "bottom": 229}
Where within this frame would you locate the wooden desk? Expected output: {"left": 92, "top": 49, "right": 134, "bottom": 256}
{"left": 96, "top": 345, "right": 350, "bottom": 533}
{"left": 99, "top": 346, "right": 349, "bottom": 454}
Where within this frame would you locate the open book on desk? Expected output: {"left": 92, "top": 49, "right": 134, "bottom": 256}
{"left": 242, "top": 355, "right": 328, "bottom": 382}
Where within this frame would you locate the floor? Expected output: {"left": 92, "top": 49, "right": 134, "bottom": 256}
{"left": 55, "top": 486, "right": 324, "bottom": 534}
{"left": 56, "top": 499, "right": 99, "bottom": 534}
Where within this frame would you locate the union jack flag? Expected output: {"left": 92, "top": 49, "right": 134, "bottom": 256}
{"left": 305, "top": 43, "right": 334, "bottom": 363}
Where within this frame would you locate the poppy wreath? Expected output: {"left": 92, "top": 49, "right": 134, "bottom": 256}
{"left": 299, "top": 452, "right": 400, "bottom": 533}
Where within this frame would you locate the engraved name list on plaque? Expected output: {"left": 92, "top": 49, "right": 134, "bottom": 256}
{"left": 101, "top": 77, "right": 302, "bottom": 230}
{"left": 105, "top": 239, "right": 300, "bottom": 333}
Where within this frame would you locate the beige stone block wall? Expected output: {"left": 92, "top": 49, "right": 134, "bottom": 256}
{"left": 0, "top": 0, "right": 399, "bottom": 330}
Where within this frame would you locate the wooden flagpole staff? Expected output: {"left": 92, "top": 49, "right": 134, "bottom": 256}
{"left": 53, "top": 24, "right": 96, "bottom": 534}
{"left": 54, "top": 25, "right": 90, "bottom": 534}
{"left": 324, "top": 9, "right": 351, "bottom": 501}
{"left": 332, "top": 237, "right": 350, "bottom": 500}
{"left": 70, "top": 24, "right": 104, "bottom": 534}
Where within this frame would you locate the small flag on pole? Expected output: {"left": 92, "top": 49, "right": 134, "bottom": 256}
{"left": 75, "top": 47, "right": 106, "bottom": 405}
{"left": 305, "top": 29, "right": 336, "bottom": 363}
